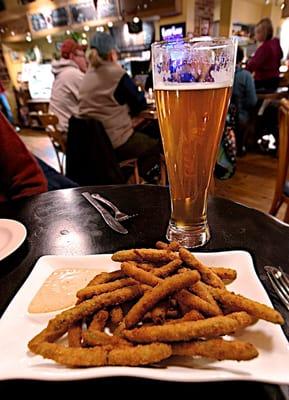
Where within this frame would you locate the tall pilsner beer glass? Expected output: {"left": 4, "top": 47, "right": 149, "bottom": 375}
{"left": 152, "top": 38, "right": 236, "bottom": 248}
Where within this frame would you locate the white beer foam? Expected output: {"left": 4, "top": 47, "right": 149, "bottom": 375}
{"left": 154, "top": 81, "right": 232, "bottom": 90}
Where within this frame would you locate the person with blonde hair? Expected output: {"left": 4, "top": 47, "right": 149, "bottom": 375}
{"left": 247, "top": 18, "right": 283, "bottom": 92}
{"left": 78, "top": 32, "right": 161, "bottom": 181}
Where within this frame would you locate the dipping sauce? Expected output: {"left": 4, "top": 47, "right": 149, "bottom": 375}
{"left": 28, "top": 268, "right": 97, "bottom": 313}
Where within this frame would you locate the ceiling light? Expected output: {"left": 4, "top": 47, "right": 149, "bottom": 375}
{"left": 107, "top": 21, "right": 113, "bottom": 28}
{"left": 84, "top": 25, "right": 90, "bottom": 32}
{"left": 133, "top": 16, "right": 140, "bottom": 23}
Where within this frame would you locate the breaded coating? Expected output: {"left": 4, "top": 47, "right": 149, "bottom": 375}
{"left": 166, "top": 309, "right": 180, "bottom": 319}
{"left": 151, "top": 301, "right": 169, "bottom": 325}
{"left": 47, "top": 285, "right": 144, "bottom": 336}
{"left": 172, "top": 338, "right": 258, "bottom": 361}
{"left": 108, "top": 343, "right": 172, "bottom": 366}
{"left": 226, "top": 311, "right": 258, "bottom": 328}
{"left": 123, "top": 313, "right": 247, "bottom": 343}
{"left": 167, "top": 309, "right": 205, "bottom": 324}
{"left": 155, "top": 241, "right": 181, "bottom": 251}
{"left": 121, "top": 262, "right": 161, "bottom": 286}
{"left": 211, "top": 288, "right": 284, "bottom": 324}
{"left": 174, "top": 289, "right": 222, "bottom": 316}
{"left": 32, "top": 341, "right": 171, "bottom": 367}
{"left": 68, "top": 322, "right": 82, "bottom": 347}
{"left": 113, "top": 321, "right": 126, "bottom": 336}
{"left": 88, "top": 310, "right": 109, "bottom": 332}
{"left": 153, "top": 259, "right": 183, "bottom": 278}
{"left": 110, "top": 306, "right": 124, "bottom": 325}
{"left": 28, "top": 327, "right": 64, "bottom": 352}
{"left": 177, "top": 267, "right": 191, "bottom": 274}
{"left": 112, "top": 249, "right": 178, "bottom": 263}
{"left": 190, "top": 281, "right": 222, "bottom": 314}
{"left": 125, "top": 271, "right": 200, "bottom": 328}
{"left": 155, "top": 241, "right": 170, "bottom": 249}
{"left": 82, "top": 330, "right": 131, "bottom": 347}
{"left": 77, "top": 278, "right": 137, "bottom": 301}
{"left": 179, "top": 248, "right": 225, "bottom": 288}
{"left": 135, "top": 263, "right": 155, "bottom": 272}
{"left": 210, "top": 267, "right": 237, "bottom": 284}
{"left": 31, "top": 342, "right": 108, "bottom": 367}
{"left": 87, "top": 270, "right": 125, "bottom": 286}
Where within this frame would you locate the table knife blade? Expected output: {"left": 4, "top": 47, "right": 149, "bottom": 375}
{"left": 81, "top": 192, "right": 128, "bottom": 235}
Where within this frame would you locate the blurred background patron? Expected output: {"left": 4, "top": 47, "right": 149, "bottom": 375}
{"left": 49, "top": 38, "right": 87, "bottom": 141}
{"left": 0, "top": 111, "right": 47, "bottom": 202}
{"left": 247, "top": 18, "right": 283, "bottom": 92}
{"left": 78, "top": 32, "right": 160, "bottom": 179}
{"left": 232, "top": 47, "right": 257, "bottom": 154}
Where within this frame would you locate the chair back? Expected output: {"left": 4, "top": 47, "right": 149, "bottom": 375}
{"left": 66, "top": 116, "right": 126, "bottom": 185}
{"left": 37, "top": 114, "right": 66, "bottom": 152}
{"left": 37, "top": 113, "right": 66, "bottom": 174}
{"left": 269, "top": 98, "right": 289, "bottom": 217}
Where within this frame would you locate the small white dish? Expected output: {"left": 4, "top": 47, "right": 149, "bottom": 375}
{"left": 0, "top": 219, "right": 27, "bottom": 261}
{"left": 0, "top": 251, "right": 288, "bottom": 383}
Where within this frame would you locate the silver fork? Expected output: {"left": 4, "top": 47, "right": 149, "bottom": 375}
{"left": 91, "top": 193, "right": 137, "bottom": 222}
{"left": 265, "top": 265, "right": 289, "bottom": 311}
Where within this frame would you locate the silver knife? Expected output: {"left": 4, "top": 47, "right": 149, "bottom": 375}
{"left": 81, "top": 192, "right": 128, "bottom": 234}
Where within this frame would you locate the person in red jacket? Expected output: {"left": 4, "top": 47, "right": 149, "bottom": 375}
{"left": 0, "top": 111, "right": 47, "bottom": 202}
{"left": 247, "top": 18, "right": 283, "bottom": 92}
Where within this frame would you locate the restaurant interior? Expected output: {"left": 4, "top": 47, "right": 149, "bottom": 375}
{"left": 1, "top": 0, "right": 289, "bottom": 222}
{"left": 0, "top": 0, "right": 289, "bottom": 396}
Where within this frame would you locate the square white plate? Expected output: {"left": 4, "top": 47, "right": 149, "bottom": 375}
{"left": 0, "top": 251, "right": 288, "bottom": 383}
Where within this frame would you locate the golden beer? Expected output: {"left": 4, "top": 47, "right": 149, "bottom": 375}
{"left": 155, "top": 86, "right": 231, "bottom": 230}
{"left": 152, "top": 37, "right": 236, "bottom": 247}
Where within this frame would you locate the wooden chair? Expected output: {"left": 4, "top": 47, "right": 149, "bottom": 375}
{"left": 37, "top": 114, "right": 66, "bottom": 174}
{"left": 119, "top": 158, "right": 140, "bottom": 184}
{"left": 269, "top": 98, "right": 289, "bottom": 222}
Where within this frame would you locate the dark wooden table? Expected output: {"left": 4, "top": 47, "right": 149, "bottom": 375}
{"left": 0, "top": 185, "right": 288, "bottom": 398}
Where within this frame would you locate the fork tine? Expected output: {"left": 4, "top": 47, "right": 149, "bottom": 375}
{"left": 274, "top": 275, "right": 289, "bottom": 301}
{"left": 266, "top": 270, "right": 289, "bottom": 311}
{"left": 279, "top": 274, "right": 289, "bottom": 296}
{"left": 278, "top": 266, "right": 289, "bottom": 288}
{"left": 117, "top": 213, "right": 138, "bottom": 222}
{"left": 271, "top": 266, "right": 289, "bottom": 297}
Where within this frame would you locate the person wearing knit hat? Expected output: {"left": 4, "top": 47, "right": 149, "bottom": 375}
{"left": 89, "top": 31, "right": 119, "bottom": 59}
{"left": 78, "top": 32, "right": 162, "bottom": 181}
{"left": 49, "top": 38, "right": 87, "bottom": 138}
